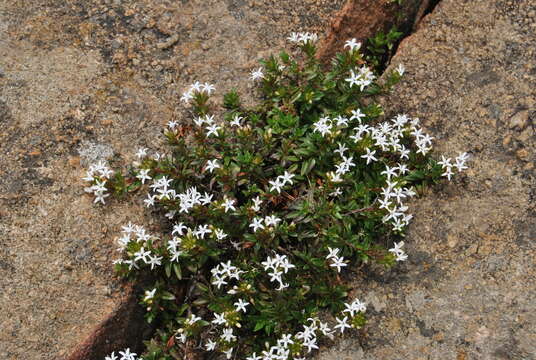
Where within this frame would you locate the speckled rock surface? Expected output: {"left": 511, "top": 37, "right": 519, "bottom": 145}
{"left": 317, "top": 0, "right": 535, "bottom": 359}
{"left": 0, "top": 1, "right": 343, "bottom": 359}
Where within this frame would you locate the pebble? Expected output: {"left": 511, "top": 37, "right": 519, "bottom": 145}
{"left": 516, "top": 148, "right": 529, "bottom": 160}
{"left": 509, "top": 110, "right": 529, "bottom": 130}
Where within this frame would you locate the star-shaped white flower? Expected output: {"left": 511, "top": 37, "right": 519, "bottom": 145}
{"left": 280, "top": 171, "right": 295, "bottom": 185}
{"left": 344, "top": 38, "right": 361, "bottom": 52}
{"left": 361, "top": 148, "right": 377, "bottom": 164}
{"left": 143, "top": 288, "right": 156, "bottom": 301}
{"left": 334, "top": 316, "right": 352, "bottom": 334}
{"left": 206, "top": 124, "right": 221, "bottom": 137}
{"left": 212, "top": 312, "right": 227, "bottom": 325}
{"left": 222, "top": 198, "right": 236, "bottom": 213}
{"left": 269, "top": 178, "right": 284, "bottom": 194}
{"left": 250, "top": 67, "right": 264, "bottom": 81}
{"left": 205, "top": 339, "right": 217, "bottom": 351}
{"left": 206, "top": 159, "right": 220, "bottom": 173}
{"left": 230, "top": 115, "right": 243, "bottom": 127}
{"left": 118, "top": 348, "right": 137, "bottom": 360}
{"left": 249, "top": 217, "right": 265, "bottom": 233}
{"left": 264, "top": 215, "right": 281, "bottom": 227}
{"left": 329, "top": 256, "right": 347, "bottom": 272}
{"left": 234, "top": 298, "right": 249, "bottom": 313}
{"left": 136, "top": 169, "right": 152, "bottom": 184}
{"left": 396, "top": 63, "right": 405, "bottom": 76}
{"left": 350, "top": 108, "right": 366, "bottom": 123}
{"left": 135, "top": 147, "right": 148, "bottom": 159}
{"left": 202, "top": 82, "right": 216, "bottom": 94}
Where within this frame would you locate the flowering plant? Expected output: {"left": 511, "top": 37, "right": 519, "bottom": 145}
{"left": 85, "top": 33, "right": 468, "bottom": 360}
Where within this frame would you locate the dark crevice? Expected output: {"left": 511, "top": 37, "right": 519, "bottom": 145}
{"left": 423, "top": 0, "right": 442, "bottom": 17}
{"left": 369, "top": 0, "right": 444, "bottom": 74}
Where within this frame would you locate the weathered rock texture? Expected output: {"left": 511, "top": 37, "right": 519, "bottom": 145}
{"left": 318, "top": 0, "right": 535, "bottom": 359}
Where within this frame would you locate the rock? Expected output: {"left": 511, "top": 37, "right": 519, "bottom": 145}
{"left": 509, "top": 110, "right": 529, "bottom": 130}
{"left": 516, "top": 148, "right": 529, "bottom": 161}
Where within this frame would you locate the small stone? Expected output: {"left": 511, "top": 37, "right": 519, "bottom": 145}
{"left": 502, "top": 135, "right": 511, "bottom": 146}
{"left": 516, "top": 127, "right": 533, "bottom": 143}
{"left": 516, "top": 148, "right": 529, "bottom": 160}
{"left": 447, "top": 234, "right": 458, "bottom": 248}
{"left": 509, "top": 110, "right": 529, "bottom": 130}
{"left": 68, "top": 156, "right": 80, "bottom": 167}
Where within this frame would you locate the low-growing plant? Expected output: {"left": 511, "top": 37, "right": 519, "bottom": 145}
{"left": 84, "top": 32, "right": 468, "bottom": 360}
{"left": 365, "top": 26, "right": 404, "bottom": 73}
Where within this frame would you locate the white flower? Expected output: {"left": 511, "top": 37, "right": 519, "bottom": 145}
{"left": 147, "top": 254, "right": 162, "bottom": 270}
{"left": 212, "top": 312, "right": 227, "bottom": 325}
{"left": 194, "top": 224, "right": 212, "bottom": 239}
{"left": 343, "top": 298, "right": 367, "bottom": 316}
{"left": 381, "top": 165, "right": 397, "bottom": 180}
{"left": 223, "top": 348, "right": 233, "bottom": 359}
{"left": 251, "top": 196, "right": 262, "bottom": 212}
{"left": 313, "top": 116, "right": 332, "bottom": 136}
{"left": 329, "top": 255, "right": 347, "bottom": 272}
{"left": 329, "top": 187, "right": 343, "bottom": 197}
{"left": 326, "top": 247, "right": 340, "bottom": 260}
{"left": 287, "top": 32, "right": 299, "bottom": 42}
{"left": 264, "top": 215, "right": 281, "bottom": 227}
{"left": 134, "top": 247, "right": 151, "bottom": 263}
{"left": 167, "top": 120, "right": 178, "bottom": 129}
{"left": 206, "top": 159, "right": 220, "bottom": 173}
{"left": 437, "top": 155, "right": 452, "bottom": 168}
{"left": 344, "top": 38, "right": 361, "bottom": 52}
{"left": 135, "top": 147, "right": 148, "bottom": 159}
{"left": 334, "top": 143, "right": 348, "bottom": 156}
{"left": 234, "top": 298, "right": 249, "bottom": 313}
{"left": 389, "top": 241, "right": 408, "bottom": 261}
{"left": 350, "top": 108, "right": 366, "bottom": 123}
{"left": 205, "top": 339, "right": 217, "bottom": 351}
{"left": 345, "top": 66, "right": 375, "bottom": 91}
{"left": 105, "top": 352, "right": 118, "bottom": 360}
{"left": 334, "top": 115, "right": 349, "bottom": 127}
{"left": 206, "top": 124, "right": 221, "bottom": 137}
{"left": 185, "top": 313, "right": 202, "bottom": 325}
{"left": 396, "top": 63, "right": 405, "bottom": 76}
{"left": 250, "top": 67, "right": 264, "bottom": 81}
{"left": 202, "top": 82, "right": 216, "bottom": 95}
{"left": 278, "top": 334, "right": 294, "bottom": 348}
{"left": 144, "top": 194, "right": 157, "bottom": 207}
{"left": 246, "top": 352, "right": 262, "bottom": 360}
{"left": 361, "top": 148, "right": 377, "bottom": 164}
{"left": 334, "top": 316, "right": 352, "bottom": 334}
{"left": 136, "top": 169, "right": 152, "bottom": 184}
{"left": 215, "top": 228, "right": 227, "bottom": 240}
{"left": 280, "top": 171, "right": 295, "bottom": 185}
{"left": 230, "top": 115, "right": 243, "bottom": 127}
{"left": 143, "top": 288, "right": 156, "bottom": 301}
{"left": 222, "top": 198, "right": 236, "bottom": 213}
{"left": 172, "top": 223, "right": 188, "bottom": 236}
{"left": 176, "top": 332, "right": 187, "bottom": 344}
{"left": 269, "top": 178, "right": 284, "bottom": 194}
{"left": 249, "top": 217, "right": 265, "bottom": 233}
{"left": 118, "top": 348, "right": 137, "bottom": 360}
{"left": 221, "top": 327, "right": 237, "bottom": 342}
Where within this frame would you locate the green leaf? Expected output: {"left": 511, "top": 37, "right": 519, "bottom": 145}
{"left": 173, "top": 263, "right": 182, "bottom": 280}
{"left": 301, "top": 158, "right": 316, "bottom": 176}
{"left": 161, "top": 291, "right": 176, "bottom": 301}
